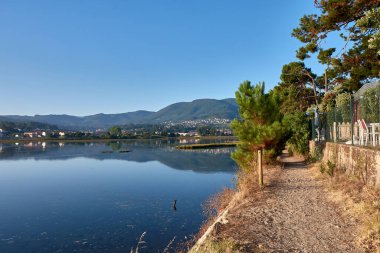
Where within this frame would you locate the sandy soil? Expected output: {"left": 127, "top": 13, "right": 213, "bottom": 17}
{"left": 212, "top": 153, "right": 362, "bottom": 252}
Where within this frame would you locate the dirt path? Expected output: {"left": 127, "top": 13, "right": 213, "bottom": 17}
{"left": 213, "top": 153, "right": 362, "bottom": 252}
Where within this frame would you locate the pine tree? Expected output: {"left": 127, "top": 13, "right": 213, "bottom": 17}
{"left": 231, "top": 81, "right": 283, "bottom": 173}
{"left": 292, "top": 0, "right": 380, "bottom": 91}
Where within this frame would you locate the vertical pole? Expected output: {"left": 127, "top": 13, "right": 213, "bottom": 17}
{"left": 350, "top": 95, "right": 354, "bottom": 145}
{"left": 334, "top": 106, "right": 337, "bottom": 142}
{"left": 325, "top": 112, "right": 329, "bottom": 141}
{"left": 378, "top": 86, "right": 380, "bottom": 125}
{"left": 258, "top": 149, "right": 263, "bottom": 188}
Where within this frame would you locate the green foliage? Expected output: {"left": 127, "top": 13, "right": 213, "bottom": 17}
{"left": 357, "top": 7, "right": 380, "bottom": 56}
{"left": 0, "top": 120, "right": 58, "bottom": 132}
{"left": 280, "top": 62, "right": 315, "bottom": 87}
{"left": 358, "top": 87, "right": 380, "bottom": 123}
{"left": 336, "top": 93, "right": 352, "bottom": 122}
{"left": 319, "top": 163, "right": 326, "bottom": 174}
{"left": 313, "top": 145, "right": 323, "bottom": 162}
{"left": 317, "top": 48, "right": 336, "bottom": 65}
{"left": 149, "top": 98, "right": 238, "bottom": 123}
{"left": 274, "top": 62, "right": 316, "bottom": 114}
{"left": 196, "top": 125, "right": 219, "bottom": 136}
{"left": 320, "top": 92, "right": 336, "bottom": 113}
{"left": 231, "top": 81, "right": 283, "bottom": 172}
{"left": 292, "top": 1, "right": 380, "bottom": 92}
{"left": 282, "top": 112, "right": 310, "bottom": 155}
{"left": 108, "top": 126, "right": 122, "bottom": 137}
{"left": 327, "top": 160, "right": 336, "bottom": 177}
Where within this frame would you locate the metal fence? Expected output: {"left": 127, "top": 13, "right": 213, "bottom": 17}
{"left": 312, "top": 81, "right": 380, "bottom": 147}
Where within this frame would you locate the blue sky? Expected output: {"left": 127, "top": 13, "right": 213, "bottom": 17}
{"left": 0, "top": 1, "right": 325, "bottom": 115}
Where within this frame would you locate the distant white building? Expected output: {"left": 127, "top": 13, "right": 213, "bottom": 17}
{"left": 59, "top": 132, "right": 65, "bottom": 137}
{"left": 24, "top": 132, "right": 36, "bottom": 138}
{"left": 178, "top": 131, "right": 199, "bottom": 137}
{"left": 188, "top": 131, "right": 199, "bottom": 137}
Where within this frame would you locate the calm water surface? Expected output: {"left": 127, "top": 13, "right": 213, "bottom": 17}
{"left": 0, "top": 140, "right": 236, "bottom": 252}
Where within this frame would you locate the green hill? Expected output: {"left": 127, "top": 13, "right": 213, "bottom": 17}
{"left": 1, "top": 98, "right": 238, "bottom": 130}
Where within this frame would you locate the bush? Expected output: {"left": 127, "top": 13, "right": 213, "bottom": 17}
{"left": 327, "top": 160, "right": 336, "bottom": 177}
{"left": 319, "top": 163, "right": 326, "bottom": 174}
{"left": 336, "top": 93, "right": 352, "bottom": 123}
{"left": 358, "top": 87, "right": 380, "bottom": 123}
{"left": 282, "top": 112, "right": 310, "bottom": 155}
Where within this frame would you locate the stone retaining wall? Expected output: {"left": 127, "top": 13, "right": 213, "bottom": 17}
{"left": 310, "top": 141, "right": 380, "bottom": 187}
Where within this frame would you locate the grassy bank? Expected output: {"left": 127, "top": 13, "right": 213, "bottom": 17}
{"left": 312, "top": 162, "right": 380, "bottom": 252}
{"left": 176, "top": 142, "right": 238, "bottom": 149}
{"left": 187, "top": 163, "right": 282, "bottom": 253}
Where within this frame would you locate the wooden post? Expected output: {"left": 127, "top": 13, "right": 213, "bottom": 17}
{"left": 258, "top": 149, "right": 263, "bottom": 188}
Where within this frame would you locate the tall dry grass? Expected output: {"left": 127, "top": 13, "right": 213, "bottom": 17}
{"left": 186, "top": 163, "right": 282, "bottom": 252}
{"left": 315, "top": 163, "right": 380, "bottom": 252}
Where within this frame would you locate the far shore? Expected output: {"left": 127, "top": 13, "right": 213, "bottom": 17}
{"left": 176, "top": 142, "right": 238, "bottom": 149}
{"left": 0, "top": 136, "right": 237, "bottom": 144}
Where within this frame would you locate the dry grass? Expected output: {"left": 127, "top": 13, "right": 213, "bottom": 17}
{"left": 235, "top": 169, "right": 261, "bottom": 197}
{"left": 192, "top": 188, "right": 236, "bottom": 245}
{"left": 202, "top": 188, "right": 236, "bottom": 220}
{"left": 311, "top": 162, "right": 380, "bottom": 252}
{"left": 176, "top": 187, "right": 236, "bottom": 252}
{"left": 188, "top": 163, "right": 282, "bottom": 252}
{"left": 130, "top": 232, "right": 146, "bottom": 253}
{"left": 189, "top": 239, "right": 240, "bottom": 253}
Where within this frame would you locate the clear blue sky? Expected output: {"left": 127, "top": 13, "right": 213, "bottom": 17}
{"left": 0, "top": 0, "right": 324, "bottom": 116}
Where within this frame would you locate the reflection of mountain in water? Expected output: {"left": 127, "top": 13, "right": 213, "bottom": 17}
{"left": 0, "top": 141, "right": 236, "bottom": 173}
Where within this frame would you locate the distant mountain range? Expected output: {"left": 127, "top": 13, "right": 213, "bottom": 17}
{"left": 1, "top": 98, "right": 238, "bottom": 130}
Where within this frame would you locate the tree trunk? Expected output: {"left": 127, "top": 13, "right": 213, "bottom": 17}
{"left": 304, "top": 71, "right": 318, "bottom": 106}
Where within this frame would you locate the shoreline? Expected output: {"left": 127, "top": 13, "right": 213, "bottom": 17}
{"left": 0, "top": 136, "right": 237, "bottom": 144}
{"left": 176, "top": 142, "right": 238, "bottom": 149}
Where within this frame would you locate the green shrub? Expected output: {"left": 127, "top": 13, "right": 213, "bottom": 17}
{"left": 336, "top": 93, "right": 351, "bottom": 123}
{"left": 282, "top": 112, "right": 310, "bottom": 155}
{"left": 358, "top": 87, "right": 380, "bottom": 123}
{"left": 327, "top": 160, "right": 336, "bottom": 177}
{"left": 320, "top": 163, "right": 326, "bottom": 174}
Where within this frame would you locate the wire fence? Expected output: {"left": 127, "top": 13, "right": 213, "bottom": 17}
{"left": 312, "top": 81, "right": 380, "bottom": 148}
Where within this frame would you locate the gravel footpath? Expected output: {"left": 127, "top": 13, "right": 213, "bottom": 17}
{"left": 214, "top": 153, "right": 362, "bottom": 252}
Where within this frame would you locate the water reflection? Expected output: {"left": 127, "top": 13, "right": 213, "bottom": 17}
{"left": 0, "top": 140, "right": 237, "bottom": 173}
{"left": 0, "top": 140, "right": 236, "bottom": 252}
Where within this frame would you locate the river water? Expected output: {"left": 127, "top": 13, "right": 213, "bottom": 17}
{"left": 0, "top": 139, "right": 236, "bottom": 252}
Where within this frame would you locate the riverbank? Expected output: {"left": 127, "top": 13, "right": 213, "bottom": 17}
{"left": 0, "top": 136, "right": 237, "bottom": 144}
{"left": 176, "top": 142, "right": 238, "bottom": 149}
{"left": 190, "top": 153, "right": 363, "bottom": 252}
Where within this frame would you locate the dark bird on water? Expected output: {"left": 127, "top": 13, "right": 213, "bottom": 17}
{"left": 173, "top": 200, "right": 177, "bottom": 211}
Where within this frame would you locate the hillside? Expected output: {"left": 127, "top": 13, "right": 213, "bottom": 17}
{"left": 148, "top": 98, "right": 238, "bottom": 123}
{"left": 0, "top": 119, "right": 58, "bottom": 132}
{"left": 1, "top": 98, "right": 238, "bottom": 130}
